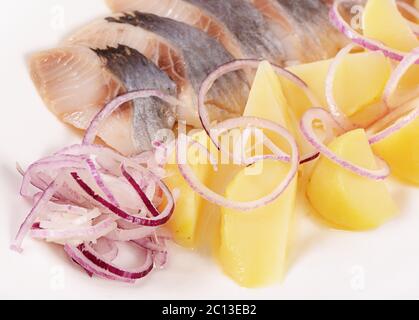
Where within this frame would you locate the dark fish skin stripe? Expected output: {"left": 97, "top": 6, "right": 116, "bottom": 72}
{"left": 106, "top": 12, "right": 249, "bottom": 116}
{"left": 94, "top": 45, "right": 177, "bottom": 152}
{"left": 276, "top": 0, "right": 330, "bottom": 23}
{"left": 183, "top": 0, "right": 285, "bottom": 63}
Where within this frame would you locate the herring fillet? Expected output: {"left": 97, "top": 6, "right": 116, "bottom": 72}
{"left": 181, "top": 0, "right": 285, "bottom": 62}
{"left": 30, "top": 45, "right": 177, "bottom": 155}
{"left": 105, "top": 0, "right": 245, "bottom": 59}
{"left": 94, "top": 45, "right": 177, "bottom": 152}
{"left": 106, "top": 0, "right": 348, "bottom": 64}
{"left": 250, "top": 0, "right": 348, "bottom": 62}
{"left": 105, "top": 0, "right": 285, "bottom": 62}
{"left": 66, "top": 12, "right": 250, "bottom": 127}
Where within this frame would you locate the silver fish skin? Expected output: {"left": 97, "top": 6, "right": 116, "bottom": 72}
{"left": 105, "top": 0, "right": 348, "bottom": 64}
{"left": 250, "top": 0, "right": 348, "bottom": 63}
{"left": 106, "top": 12, "right": 250, "bottom": 125}
{"left": 30, "top": 44, "right": 177, "bottom": 155}
{"left": 182, "top": 0, "right": 285, "bottom": 62}
{"left": 94, "top": 45, "right": 177, "bottom": 152}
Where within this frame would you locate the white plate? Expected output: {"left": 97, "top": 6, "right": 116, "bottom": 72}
{"left": 1, "top": 0, "right": 418, "bottom": 300}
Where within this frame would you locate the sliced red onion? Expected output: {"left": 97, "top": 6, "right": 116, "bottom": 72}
{"left": 105, "top": 225, "right": 157, "bottom": 242}
{"left": 325, "top": 43, "right": 358, "bottom": 130}
{"left": 330, "top": 0, "right": 419, "bottom": 64}
{"left": 230, "top": 127, "right": 292, "bottom": 166}
{"left": 198, "top": 59, "right": 319, "bottom": 146}
{"left": 300, "top": 152, "right": 321, "bottom": 165}
{"left": 366, "top": 48, "right": 419, "bottom": 143}
{"left": 300, "top": 108, "right": 390, "bottom": 180}
{"left": 20, "top": 159, "right": 84, "bottom": 197}
{"left": 93, "top": 238, "right": 119, "bottom": 262}
{"left": 85, "top": 158, "right": 120, "bottom": 207}
{"left": 64, "top": 244, "right": 134, "bottom": 283}
{"left": 71, "top": 172, "right": 174, "bottom": 226}
{"left": 188, "top": 138, "right": 219, "bottom": 171}
{"left": 121, "top": 165, "right": 160, "bottom": 217}
{"left": 83, "top": 90, "right": 180, "bottom": 145}
{"left": 133, "top": 236, "right": 168, "bottom": 269}
{"left": 39, "top": 207, "right": 101, "bottom": 229}
{"left": 177, "top": 117, "right": 299, "bottom": 211}
{"left": 383, "top": 48, "right": 419, "bottom": 108}
{"left": 369, "top": 106, "right": 419, "bottom": 144}
{"left": 31, "top": 218, "right": 117, "bottom": 242}
{"left": 133, "top": 237, "right": 167, "bottom": 254}
{"left": 78, "top": 242, "right": 154, "bottom": 280}
{"left": 12, "top": 178, "right": 63, "bottom": 252}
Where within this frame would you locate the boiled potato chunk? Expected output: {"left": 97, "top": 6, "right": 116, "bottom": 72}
{"left": 307, "top": 129, "right": 398, "bottom": 230}
{"left": 363, "top": 0, "right": 419, "bottom": 52}
{"left": 373, "top": 101, "right": 419, "bottom": 185}
{"left": 280, "top": 52, "right": 391, "bottom": 120}
{"left": 164, "top": 130, "right": 213, "bottom": 248}
{"left": 218, "top": 61, "right": 298, "bottom": 287}
{"left": 244, "top": 61, "right": 297, "bottom": 151}
{"left": 219, "top": 160, "right": 297, "bottom": 287}
{"left": 244, "top": 61, "right": 293, "bottom": 128}
{"left": 364, "top": 0, "right": 419, "bottom": 103}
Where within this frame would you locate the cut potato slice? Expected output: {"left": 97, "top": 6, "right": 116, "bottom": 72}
{"left": 164, "top": 130, "right": 213, "bottom": 248}
{"left": 373, "top": 99, "right": 419, "bottom": 185}
{"left": 219, "top": 160, "right": 297, "bottom": 287}
{"left": 364, "top": 0, "right": 419, "bottom": 104}
{"left": 307, "top": 129, "right": 398, "bottom": 230}
{"left": 280, "top": 52, "right": 391, "bottom": 122}
{"left": 218, "top": 61, "right": 298, "bottom": 287}
{"left": 363, "top": 0, "right": 419, "bottom": 52}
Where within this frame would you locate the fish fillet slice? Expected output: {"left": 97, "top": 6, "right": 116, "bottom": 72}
{"left": 251, "top": 0, "right": 348, "bottom": 62}
{"left": 65, "top": 13, "right": 249, "bottom": 127}
{"left": 106, "top": 0, "right": 346, "bottom": 64}
{"left": 30, "top": 45, "right": 177, "bottom": 155}
{"left": 105, "top": 0, "right": 246, "bottom": 59}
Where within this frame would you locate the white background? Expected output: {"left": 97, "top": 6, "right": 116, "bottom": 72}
{"left": 0, "top": 0, "right": 418, "bottom": 300}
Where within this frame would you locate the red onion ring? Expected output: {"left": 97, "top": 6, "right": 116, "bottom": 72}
{"left": 177, "top": 117, "right": 299, "bottom": 211}
{"left": 330, "top": 0, "right": 419, "bottom": 64}
{"left": 85, "top": 158, "right": 120, "bottom": 207}
{"left": 105, "top": 225, "right": 157, "bottom": 242}
{"left": 367, "top": 48, "right": 419, "bottom": 144}
{"left": 121, "top": 166, "right": 160, "bottom": 217}
{"left": 325, "top": 43, "right": 358, "bottom": 130}
{"left": 11, "top": 177, "right": 63, "bottom": 252}
{"left": 71, "top": 172, "right": 174, "bottom": 226}
{"left": 133, "top": 237, "right": 167, "bottom": 254}
{"left": 64, "top": 244, "right": 134, "bottom": 283}
{"left": 188, "top": 138, "right": 219, "bottom": 171}
{"left": 369, "top": 105, "right": 419, "bottom": 144}
{"left": 83, "top": 90, "right": 181, "bottom": 145}
{"left": 30, "top": 218, "right": 117, "bottom": 242}
{"left": 300, "top": 152, "right": 321, "bottom": 165}
{"left": 94, "top": 238, "right": 119, "bottom": 262}
{"left": 20, "top": 158, "right": 84, "bottom": 197}
{"left": 300, "top": 108, "right": 390, "bottom": 180}
{"left": 78, "top": 242, "right": 154, "bottom": 280}
{"left": 383, "top": 48, "right": 419, "bottom": 108}
{"left": 197, "top": 59, "right": 319, "bottom": 147}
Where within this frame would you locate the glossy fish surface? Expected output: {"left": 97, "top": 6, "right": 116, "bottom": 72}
{"left": 30, "top": 45, "right": 177, "bottom": 155}
{"left": 66, "top": 12, "right": 250, "bottom": 127}
{"left": 106, "top": 0, "right": 245, "bottom": 59}
{"left": 106, "top": 0, "right": 347, "bottom": 64}
{"left": 251, "top": 0, "right": 347, "bottom": 62}
{"left": 30, "top": 0, "right": 349, "bottom": 156}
